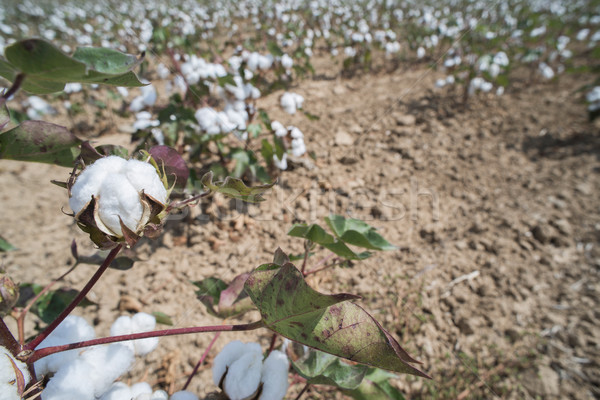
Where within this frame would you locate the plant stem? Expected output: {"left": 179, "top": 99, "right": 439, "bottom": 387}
{"left": 27, "top": 320, "right": 264, "bottom": 363}
{"left": 166, "top": 191, "right": 211, "bottom": 212}
{"left": 267, "top": 332, "right": 278, "bottom": 354}
{"left": 182, "top": 331, "right": 221, "bottom": 391}
{"left": 25, "top": 245, "right": 123, "bottom": 352}
{"left": 300, "top": 240, "right": 311, "bottom": 274}
{"left": 0, "top": 317, "right": 19, "bottom": 355}
{"left": 0, "top": 73, "right": 25, "bottom": 107}
{"left": 16, "top": 262, "right": 80, "bottom": 345}
{"left": 294, "top": 383, "right": 310, "bottom": 400}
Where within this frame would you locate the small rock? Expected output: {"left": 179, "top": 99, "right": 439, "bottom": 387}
{"left": 455, "top": 317, "right": 474, "bottom": 335}
{"left": 532, "top": 225, "right": 550, "bottom": 244}
{"left": 335, "top": 130, "right": 354, "bottom": 146}
{"left": 522, "top": 365, "right": 560, "bottom": 397}
{"left": 118, "top": 295, "right": 142, "bottom": 313}
{"left": 395, "top": 114, "right": 416, "bottom": 126}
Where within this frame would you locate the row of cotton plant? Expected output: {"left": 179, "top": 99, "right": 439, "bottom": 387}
{"left": 3, "top": 0, "right": 599, "bottom": 111}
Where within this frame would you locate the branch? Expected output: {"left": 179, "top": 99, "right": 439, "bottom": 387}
{"left": 25, "top": 245, "right": 123, "bottom": 351}
{"left": 27, "top": 320, "right": 264, "bottom": 363}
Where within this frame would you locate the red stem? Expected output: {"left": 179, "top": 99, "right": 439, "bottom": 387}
{"left": 25, "top": 245, "right": 123, "bottom": 352}
{"left": 27, "top": 321, "right": 263, "bottom": 364}
{"left": 182, "top": 331, "right": 221, "bottom": 391}
{"left": 0, "top": 317, "right": 19, "bottom": 355}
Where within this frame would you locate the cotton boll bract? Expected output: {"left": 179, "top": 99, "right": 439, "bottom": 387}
{"left": 0, "top": 345, "right": 31, "bottom": 400}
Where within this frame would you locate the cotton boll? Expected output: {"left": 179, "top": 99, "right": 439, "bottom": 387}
{"left": 539, "top": 62, "right": 554, "bottom": 79}
{"left": 41, "top": 358, "right": 96, "bottom": 400}
{"left": 96, "top": 174, "right": 143, "bottom": 235}
{"left": 117, "top": 87, "right": 129, "bottom": 98}
{"left": 169, "top": 391, "right": 198, "bottom": 400}
{"left": 212, "top": 341, "right": 247, "bottom": 385}
{"left": 125, "top": 163, "right": 167, "bottom": 205}
{"left": 417, "top": 46, "right": 426, "bottom": 59}
{"left": 223, "top": 349, "right": 263, "bottom": 400}
{"left": 289, "top": 126, "right": 303, "bottom": 139}
{"left": 131, "top": 382, "right": 153, "bottom": 398}
{"left": 291, "top": 138, "right": 306, "bottom": 157}
{"left": 271, "top": 121, "right": 287, "bottom": 137}
{"left": 111, "top": 315, "right": 133, "bottom": 336}
{"left": 281, "top": 54, "right": 293, "bottom": 69}
{"left": 81, "top": 344, "right": 135, "bottom": 397}
{"left": 150, "top": 390, "right": 169, "bottom": 400}
{"left": 64, "top": 82, "right": 82, "bottom": 94}
{"left": 99, "top": 382, "right": 133, "bottom": 400}
{"left": 259, "top": 350, "right": 289, "bottom": 400}
{"left": 273, "top": 153, "right": 288, "bottom": 170}
{"left": 35, "top": 315, "right": 96, "bottom": 377}
{"left": 435, "top": 78, "right": 446, "bottom": 88}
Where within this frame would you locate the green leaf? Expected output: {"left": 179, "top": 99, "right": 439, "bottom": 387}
{"left": 288, "top": 224, "right": 371, "bottom": 260}
{"left": 267, "top": 41, "right": 284, "bottom": 57}
{"left": 72, "top": 47, "right": 142, "bottom": 75}
{"left": 151, "top": 311, "right": 173, "bottom": 326}
{"left": 244, "top": 260, "right": 429, "bottom": 377}
{"left": 0, "top": 235, "right": 16, "bottom": 252}
{"left": 20, "top": 284, "right": 95, "bottom": 324}
{"left": 273, "top": 136, "right": 286, "bottom": 160}
{"left": 291, "top": 349, "right": 369, "bottom": 390}
{"left": 258, "top": 109, "right": 272, "bottom": 129}
{"left": 325, "top": 215, "right": 397, "bottom": 251}
{"left": 344, "top": 368, "right": 406, "bottom": 400}
{"left": 201, "top": 171, "right": 275, "bottom": 203}
{"left": 261, "top": 139, "right": 274, "bottom": 165}
{"left": 1, "top": 39, "right": 145, "bottom": 94}
{"left": 247, "top": 123, "right": 261, "bottom": 138}
{"left": 303, "top": 110, "right": 320, "bottom": 121}
{"left": 192, "top": 275, "right": 254, "bottom": 319}
{"left": 0, "top": 121, "right": 81, "bottom": 167}
{"left": 217, "top": 74, "right": 237, "bottom": 87}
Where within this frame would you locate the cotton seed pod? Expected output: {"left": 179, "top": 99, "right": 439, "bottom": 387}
{"left": 0, "top": 274, "right": 18, "bottom": 316}
{"left": 69, "top": 156, "right": 169, "bottom": 249}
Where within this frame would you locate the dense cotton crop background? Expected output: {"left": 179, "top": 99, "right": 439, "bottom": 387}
{"left": 0, "top": 0, "right": 599, "bottom": 399}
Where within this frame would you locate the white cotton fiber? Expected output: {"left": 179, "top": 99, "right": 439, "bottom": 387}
{"left": 99, "top": 382, "right": 132, "bottom": 400}
{"left": 212, "top": 340, "right": 245, "bottom": 385}
{"left": 260, "top": 350, "right": 289, "bottom": 400}
{"left": 35, "top": 315, "right": 96, "bottom": 378}
{"left": 223, "top": 345, "right": 263, "bottom": 400}
{"left": 169, "top": 391, "right": 199, "bottom": 400}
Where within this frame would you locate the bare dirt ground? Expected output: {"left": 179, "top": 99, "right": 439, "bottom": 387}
{"left": 1, "top": 57, "right": 599, "bottom": 399}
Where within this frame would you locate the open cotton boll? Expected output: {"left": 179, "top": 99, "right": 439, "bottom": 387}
{"left": 81, "top": 344, "right": 135, "bottom": 397}
{"left": 223, "top": 350, "right": 263, "bottom": 400}
{"left": 1, "top": 345, "right": 31, "bottom": 400}
{"left": 96, "top": 174, "right": 144, "bottom": 236}
{"left": 131, "top": 382, "right": 153, "bottom": 398}
{"left": 271, "top": 121, "right": 287, "bottom": 137}
{"left": 41, "top": 358, "right": 96, "bottom": 400}
{"left": 69, "top": 156, "right": 167, "bottom": 238}
{"left": 99, "top": 382, "right": 133, "bottom": 400}
{"left": 35, "top": 315, "right": 96, "bottom": 377}
{"left": 212, "top": 341, "right": 246, "bottom": 386}
{"left": 169, "top": 391, "right": 199, "bottom": 400}
{"left": 259, "top": 350, "right": 289, "bottom": 400}
{"left": 110, "top": 313, "right": 158, "bottom": 356}
{"left": 147, "top": 390, "right": 168, "bottom": 400}
{"left": 273, "top": 153, "right": 288, "bottom": 170}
